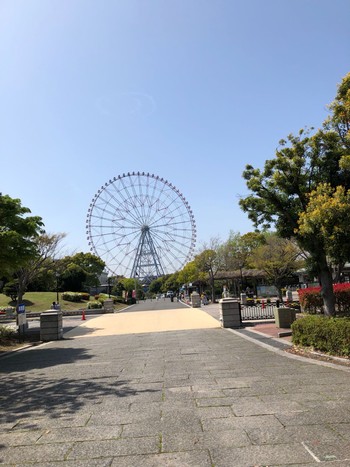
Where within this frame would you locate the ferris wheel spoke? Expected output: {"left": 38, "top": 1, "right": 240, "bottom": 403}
{"left": 147, "top": 203, "right": 187, "bottom": 228}
{"left": 101, "top": 185, "right": 142, "bottom": 224}
{"left": 119, "top": 177, "right": 145, "bottom": 221}
{"left": 99, "top": 189, "right": 143, "bottom": 226}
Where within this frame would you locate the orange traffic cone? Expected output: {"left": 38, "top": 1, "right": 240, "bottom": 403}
{"left": 82, "top": 309, "right": 86, "bottom": 320}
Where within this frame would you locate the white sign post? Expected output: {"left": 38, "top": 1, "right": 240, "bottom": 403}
{"left": 17, "top": 304, "right": 27, "bottom": 339}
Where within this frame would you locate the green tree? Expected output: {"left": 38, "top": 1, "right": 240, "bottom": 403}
{"left": 69, "top": 252, "right": 105, "bottom": 288}
{"left": 13, "top": 232, "right": 66, "bottom": 306}
{"left": 177, "top": 261, "right": 199, "bottom": 287}
{"left": 0, "top": 195, "right": 44, "bottom": 277}
{"left": 194, "top": 238, "right": 224, "bottom": 303}
{"left": 148, "top": 277, "right": 164, "bottom": 295}
{"left": 240, "top": 72, "right": 350, "bottom": 316}
{"left": 297, "top": 184, "right": 350, "bottom": 283}
{"left": 58, "top": 252, "right": 105, "bottom": 291}
{"left": 250, "top": 233, "right": 304, "bottom": 301}
{"left": 222, "top": 231, "right": 266, "bottom": 291}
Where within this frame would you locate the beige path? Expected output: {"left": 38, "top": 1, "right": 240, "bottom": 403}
{"left": 64, "top": 308, "right": 220, "bottom": 338}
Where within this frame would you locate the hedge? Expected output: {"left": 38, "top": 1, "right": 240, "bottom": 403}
{"left": 61, "top": 292, "right": 90, "bottom": 302}
{"left": 291, "top": 315, "right": 350, "bottom": 356}
{"left": 87, "top": 301, "right": 103, "bottom": 309}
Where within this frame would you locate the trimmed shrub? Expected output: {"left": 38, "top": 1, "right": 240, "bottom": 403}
{"left": 61, "top": 292, "right": 82, "bottom": 302}
{"left": 61, "top": 292, "right": 90, "bottom": 302}
{"left": 286, "top": 301, "right": 301, "bottom": 310}
{"left": 113, "top": 296, "right": 124, "bottom": 304}
{"left": 0, "top": 306, "right": 15, "bottom": 313}
{"left": 87, "top": 301, "right": 103, "bottom": 309}
{"left": 292, "top": 315, "right": 350, "bottom": 356}
{"left": 79, "top": 292, "right": 90, "bottom": 301}
{"left": 0, "top": 325, "right": 17, "bottom": 339}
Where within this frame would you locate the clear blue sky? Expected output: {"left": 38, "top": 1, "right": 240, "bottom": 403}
{"left": 1, "top": 0, "right": 350, "bottom": 260}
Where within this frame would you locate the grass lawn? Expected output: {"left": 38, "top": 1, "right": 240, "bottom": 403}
{"left": 0, "top": 292, "right": 126, "bottom": 313}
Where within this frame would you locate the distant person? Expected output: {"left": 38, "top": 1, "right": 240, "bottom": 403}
{"left": 51, "top": 301, "right": 57, "bottom": 310}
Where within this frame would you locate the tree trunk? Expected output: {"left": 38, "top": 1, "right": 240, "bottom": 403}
{"left": 210, "top": 274, "right": 215, "bottom": 303}
{"left": 318, "top": 255, "right": 336, "bottom": 316}
{"left": 277, "top": 286, "right": 284, "bottom": 303}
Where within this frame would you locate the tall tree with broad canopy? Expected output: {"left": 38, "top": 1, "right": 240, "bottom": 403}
{"left": 0, "top": 194, "right": 44, "bottom": 277}
{"left": 240, "top": 72, "right": 350, "bottom": 316}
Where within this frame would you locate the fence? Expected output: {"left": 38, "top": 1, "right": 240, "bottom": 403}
{"left": 241, "top": 304, "right": 276, "bottom": 320}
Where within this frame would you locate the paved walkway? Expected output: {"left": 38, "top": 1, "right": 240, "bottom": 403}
{"left": 1, "top": 302, "right": 350, "bottom": 466}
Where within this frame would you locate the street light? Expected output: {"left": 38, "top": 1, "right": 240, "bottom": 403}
{"left": 55, "top": 272, "right": 60, "bottom": 304}
{"left": 108, "top": 277, "right": 111, "bottom": 298}
{"left": 135, "top": 273, "right": 138, "bottom": 303}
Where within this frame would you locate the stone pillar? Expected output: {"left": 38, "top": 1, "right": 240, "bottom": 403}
{"left": 191, "top": 291, "right": 201, "bottom": 308}
{"left": 40, "top": 311, "right": 63, "bottom": 341}
{"left": 274, "top": 307, "right": 296, "bottom": 328}
{"left": 103, "top": 299, "right": 114, "bottom": 313}
{"left": 219, "top": 298, "right": 242, "bottom": 328}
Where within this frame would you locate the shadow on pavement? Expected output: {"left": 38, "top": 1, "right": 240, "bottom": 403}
{"left": 0, "top": 373, "right": 159, "bottom": 425}
{"left": 0, "top": 344, "right": 160, "bottom": 424}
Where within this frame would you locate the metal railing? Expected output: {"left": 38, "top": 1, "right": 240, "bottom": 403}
{"left": 241, "top": 304, "right": 276, "bottom": 320}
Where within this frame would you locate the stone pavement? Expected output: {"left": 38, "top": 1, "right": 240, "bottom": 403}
{"left": 1, "top": 302, "right": 350, "bottom": 466}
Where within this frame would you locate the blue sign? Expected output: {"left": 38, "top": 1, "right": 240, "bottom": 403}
{"left": 18, "top": 304, "right": 25, "bottom": 313}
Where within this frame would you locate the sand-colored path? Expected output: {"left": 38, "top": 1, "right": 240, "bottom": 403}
{"left": 64, "top": 307, "right": 220, "bottom": 338}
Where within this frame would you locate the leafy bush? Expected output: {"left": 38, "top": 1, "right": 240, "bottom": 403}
{"left": 298, "top": 287, "right": 323, "bottom": 313}
{"left": 87, "top": 301, "right": 103, "bottom": 309}
{"left": 298, "top": 283, "right": 350, "bottom": 315}
{"left": 3, "top": 282, "right": 19, "bottom": 302}
{"left": 286, "top": 301, "right": 301, "bottom": 310}
{"left": 0, "top": 325, "right": 17, "bottom": 339}
{"left": 0, "top": 306, "right": 15, "bottom": 313}
{"left": 292, "top": 315, "right": 350, "bottom": 356}
{"left": 61, "top": 292, "right": 82, "bottom": 302}
{"left": 79, "top": 292, "right": 90, "bottom": 301}
{"left": 113, "top": 296, "right": 124, "bottom": 304}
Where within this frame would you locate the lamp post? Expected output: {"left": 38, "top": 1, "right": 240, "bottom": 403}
{"left": 55, "top": 272, "right": 60, "bottom": 304}
{"left": 108, "top": 277, "right": 111, "bottom": 298}
{"left": 135, "top": 273, "right": 138, "bottom": 303}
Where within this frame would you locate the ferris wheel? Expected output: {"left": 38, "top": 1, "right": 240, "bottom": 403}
{"left": 86, "top": 172, "right": 197, "bottom": 283}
